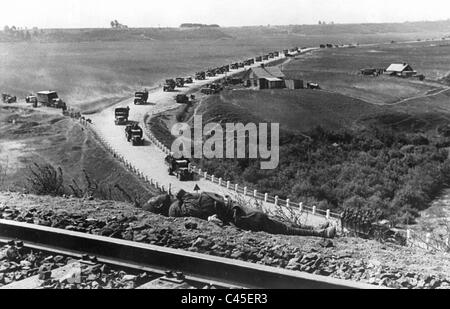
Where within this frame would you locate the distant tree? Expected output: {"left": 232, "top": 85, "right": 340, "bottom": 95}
{"left": 11, "top": 25, "right": 16, "bottom": 31}
{"left": 110, "top": 21, "right": 115, "bottom": 28}
{"left": 25, "top": 30, "right": 31, "bottom": 41}
{"left": 3, "top": 25, "right": 9, "bottom": 33}
{"left": 318, "top": 21, "right": 322, "bottom": 25}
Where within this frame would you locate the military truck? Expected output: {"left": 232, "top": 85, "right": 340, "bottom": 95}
{"left": 175, "top": 78, "right": 185, "bottom": 88}
{"left": 307, "top": 82, "right": 321, "bottom": 90}
{"left": 165, "top": 154, "right": 194, "bottom": 181}
{"left": 195, "top": 72, "right": 206, "bottom": 80}
{"left": 184, "top": 77, "right": 194, "bottom": 84}
{"left": 163, "top": 79, "right": 176, "bottom": 92}
{"left": 175, "top": 94, "right": 189, "bottom": 104}
{"left": 125, "top": 123, "right": 144, "bottom": 146}
{"left": 36, "top": 91, "right": 66, "bottom": 109}
{"left": 25, "top": 95, "right": 38, "bottom": 104}
{"left": 114, "top": 107, "right": 129, "bottom": 125}
{"left": 1, "top": 93, "right": 17, "bottom": 103}
{"left": 134, "top": 91, "right": 149, "bottom": 105}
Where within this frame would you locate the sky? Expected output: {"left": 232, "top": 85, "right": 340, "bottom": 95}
{"left": 1, "top": 0, "right": 450, "bottom": 29}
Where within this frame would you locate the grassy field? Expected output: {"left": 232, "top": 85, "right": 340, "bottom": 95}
{"left": 2, "top": 24, "right": 450, "bottom": 113}
{"left": 283, "top": 40, "right": 450, "bottom": 104}
{"left": 199, "top": 89, "right": 382, "bottom": 132}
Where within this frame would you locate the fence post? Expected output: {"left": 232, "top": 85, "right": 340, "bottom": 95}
{"left": 235, "top": 184, "right": 238, "bottom": 192}
{"left": 254, "top": 190, "right": 257, "bottom": 198}
{"left": 274, "top": 196, "right": 278, "bottom": 206}
{"left": 406, "top": 229, "right": 411, "bottom": 246}
{"left": 226, "top": 181, "right": 230, "bottom": 189}
{"left": 219, "top": 178, "right": 222, "bottom": 186}
{"left": 211, "top": 175, "right": 215, "bottom": 183}
{"left": 243, "top": 187, "right": 247, "bottom": 196}
{"left": 326, "top": 209, "right": 330, "bottom": 220}
{"left": 264, "top": 193, "right": 268, "bottom": 202}
{"left": 312, "top": 205, "right": 316, "bottom": 215}
{"left": 299, "top": 202, "right": 303, "bottom": 212}
{"left": 286, "top": 199, "right": 290, "bottom": 207}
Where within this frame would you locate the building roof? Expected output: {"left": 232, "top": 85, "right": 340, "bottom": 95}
{"left": 386, "top": 63, "right": 414, "bottom": 72}
{"left": 37, "top": 91, "right": 57, "bottom": 95}
{"left": 250, "top": 66, "right": 286, "bottom": 79}
{"left": 265, "top": 77, "right": 283, "bottom": 82}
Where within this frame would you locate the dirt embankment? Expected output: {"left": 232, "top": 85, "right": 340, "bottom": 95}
{"left": 0, "top": 105, "right": 158, "bottom": 202}
{"left": 1, "top": 192, "right": 450, "bottom": 289}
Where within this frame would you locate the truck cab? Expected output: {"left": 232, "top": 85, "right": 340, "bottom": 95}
{"left": 37, "top": 91, "right": 65, "bottom": 108}
{"left": 163, "top": 79, "right": 176, "bottom": 92}
{"left": 175, "top": 94, "right": 189, "bottom": 104}
{"left": 25, "top": 95, "right": 38, "bottom": 104}
{"left": 165, "top": 155, "right": 194, "bottom": 181}
{"left": 134, "top": 91, "right": 149, "bottom": 105}
{"left": 114, "top": 107, "right": 130, "bottom": 125}
{"left": 125, "top": 123, "right": 144, "bottom": 146}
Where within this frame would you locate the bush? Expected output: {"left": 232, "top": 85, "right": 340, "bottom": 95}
{"left": 26, "top": 163, "right": 66, "bottom": 196}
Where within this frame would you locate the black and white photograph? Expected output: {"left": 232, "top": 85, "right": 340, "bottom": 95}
{"left": 1, "top": 0, "right": 450, "bottom": 294}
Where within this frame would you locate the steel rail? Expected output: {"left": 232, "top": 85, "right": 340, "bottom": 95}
{"left": 0, "top": 219, "right": 380, "bottom": 289}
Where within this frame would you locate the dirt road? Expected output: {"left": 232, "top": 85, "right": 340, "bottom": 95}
{"left": 88, "top": 49, "right": 331, "bottom": 226}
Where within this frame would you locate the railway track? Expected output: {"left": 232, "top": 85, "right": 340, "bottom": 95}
{"left": 0, "top": 219, "right": 378, "bottom": 289}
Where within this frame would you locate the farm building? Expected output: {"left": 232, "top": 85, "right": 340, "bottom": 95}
{"left": 285, "top": 79, "right": 304, "bottom": 89}
{"left": 385, "top": 63, "right": 417, "bottom": 77}
{"left": 244, "top": 65, "right": 286, "bottom": 90}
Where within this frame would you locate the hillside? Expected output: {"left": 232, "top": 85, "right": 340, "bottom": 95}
{"left": 199, "top": 89, "right": 382, "bottom": 133}
{"left": 1, "top": 191, "right": 450, "bottom": 289}
{"left": 0, "top": 105, "right": 156, "bottom": 204}
{"left": 0, "top": 27, "right": 232, "bottom": 43}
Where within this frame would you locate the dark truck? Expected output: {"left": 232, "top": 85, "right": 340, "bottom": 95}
{"left": 195, "top": 72, "right": 206, "bottom": 80}
{"left": 1, "top": 93, "right": 17, "bottom": 103}
{"left": 175, "top": 94, "right": 189, "bottom": 104}
{"left": 134, "top": 91, "right": 149, "bottom": 105}
{"left": 36, "top": 91, "right": 66, "bottom": 109}
{"left": 114, "top": 107, "right": 129, "bottom": 125}
{"left": 175, "top": 78, "right": 185, "bottom": 88}
{"left": 163, "top": 79, "right": 176, "bottom": 92}
{"left": 165, "top": 154, "right": 194, "bottom": 181}
{"left": 125, "top": 123, "right": 144, "bottom": 146}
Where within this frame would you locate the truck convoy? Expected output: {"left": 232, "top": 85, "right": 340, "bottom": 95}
{"left": 36, "top": 91, "right": 66, "bottom": 109}
{"left": 134, "top": 90, "right": 149, "bottom": 105}
{"left": 165, "top": 154, "right": 194, "bottom": 181}
{"left": 114, "top": 107, "right": 130, "bottom": 125}
{"left": 125, "top": 123, "right": 144, "bottom": 146}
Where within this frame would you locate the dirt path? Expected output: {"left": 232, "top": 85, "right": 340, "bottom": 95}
{"left": 88, "top": 49, "right": 331, "bottom": 227}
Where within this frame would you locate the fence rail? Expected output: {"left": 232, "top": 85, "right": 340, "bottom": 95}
{"left": 142, "top": 114, "right": 341, "bottom": 221}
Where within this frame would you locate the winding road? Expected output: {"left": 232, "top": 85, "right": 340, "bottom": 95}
{"left": 88, "top": 48, "right": 331, "bottom": 227}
